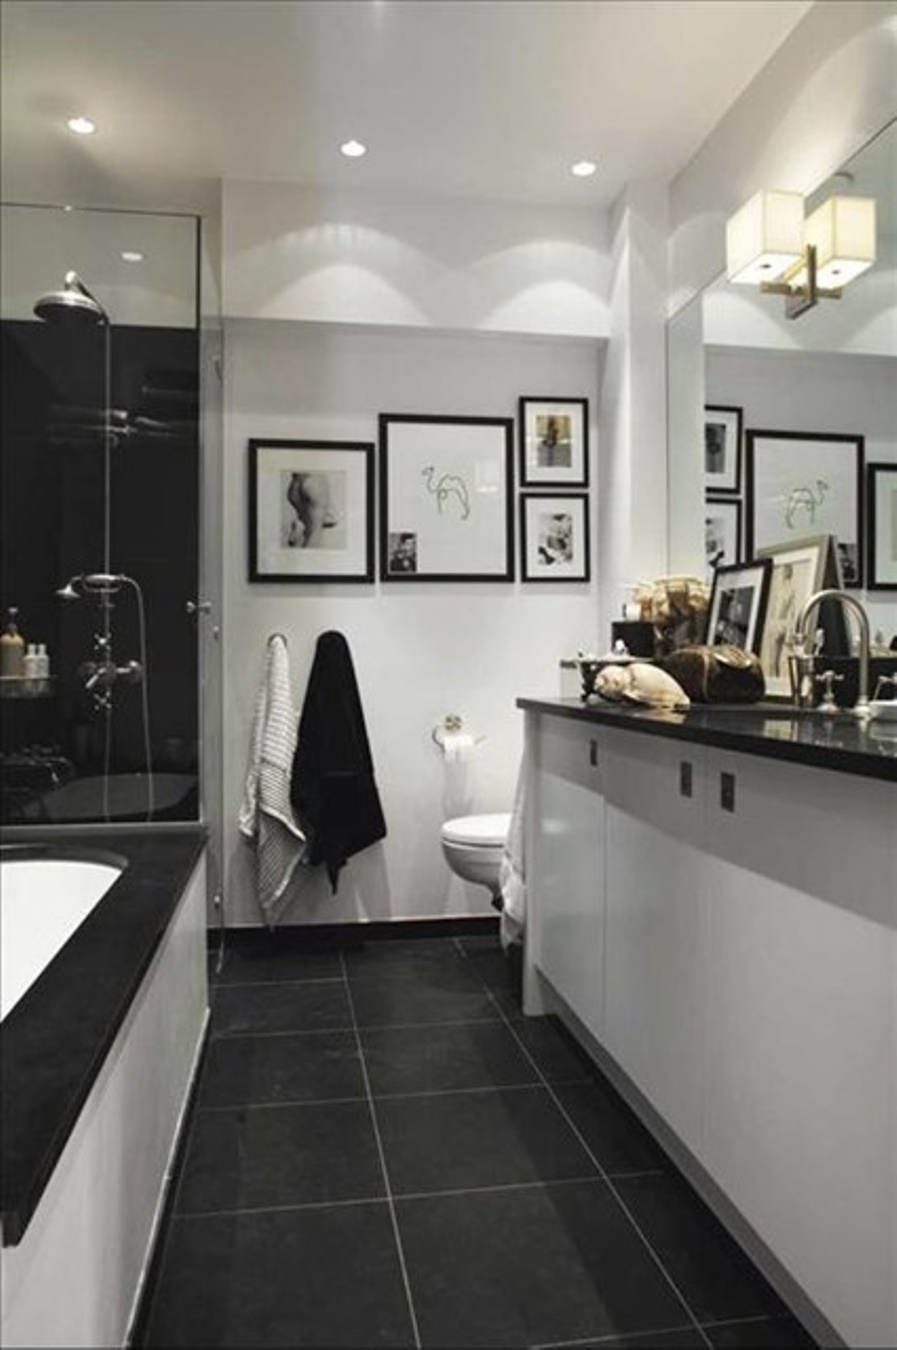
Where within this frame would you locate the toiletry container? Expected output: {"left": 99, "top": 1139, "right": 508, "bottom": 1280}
{"left": 1, "top": 609, "right": 26, "bottom": 677}
{"left": 35, "top": 643, "right": 50, "bottom": 679}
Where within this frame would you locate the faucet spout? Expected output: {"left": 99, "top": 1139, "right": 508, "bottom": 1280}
{"left": 795, "top": 588, "right": 871, "bottom": 716}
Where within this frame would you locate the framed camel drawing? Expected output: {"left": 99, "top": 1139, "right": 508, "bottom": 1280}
{"left": 378, "top": 414, "right": 515, "bottom": 581}
{"left": 745, "top": 429, "right": 864, "bottom": 587}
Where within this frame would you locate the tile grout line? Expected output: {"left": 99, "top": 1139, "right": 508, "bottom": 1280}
{"left": 459, "top": 944, "right": 715, "bottom": 1350}
{"left": 209, "top": 1011, "right": 506, "bottom": 1041}
{"left": 339, "top": 949, "right": 423, "bottom": 1350}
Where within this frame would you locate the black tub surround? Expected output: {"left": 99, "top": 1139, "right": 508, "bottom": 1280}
{"left": 0, "top": 828, "right": 205, "bottom": 1246}
{"left": 517, "top": 696, "right": 897, "bottom": 781}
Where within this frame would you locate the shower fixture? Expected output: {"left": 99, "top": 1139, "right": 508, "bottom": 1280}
{"left": 33, "top": 270, "right": 109, "bottom": 326}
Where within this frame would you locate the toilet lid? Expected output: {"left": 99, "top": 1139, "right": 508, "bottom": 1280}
{"left": 441, "top": 813, "right": 511, "bottom": 847}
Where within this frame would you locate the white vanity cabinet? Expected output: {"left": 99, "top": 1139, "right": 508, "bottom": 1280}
{"left": 522, "top": 702, "right": 897, "bottom": 1349}
{"left": 525, "top": 711, "right": 605, "bottom": 1039}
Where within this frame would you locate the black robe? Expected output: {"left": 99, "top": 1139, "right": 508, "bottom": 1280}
{"left": 290, "top": 631, "right": 387, "bottom": 892}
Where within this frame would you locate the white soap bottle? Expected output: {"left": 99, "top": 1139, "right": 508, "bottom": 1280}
{"left": 35, "top": 643, "right": 50, "bottom": 679}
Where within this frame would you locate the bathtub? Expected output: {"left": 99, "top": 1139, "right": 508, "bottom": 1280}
{"left": 0, "top": 833, "right": 207, "bottom": 1349}
{"left": 1, "top": 855, "right": 125, "bottom": 1021}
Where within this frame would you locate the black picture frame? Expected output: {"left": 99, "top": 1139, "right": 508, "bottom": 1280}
{"left": 745, "top": 429, "right": 865, "bottom": 587}
{"left": 518, "top": 397, "right": 589, "bottom": 488}
{"left": 867, "top": 463, "right": 897, "bottom": 590}
{"left": 705, "top": 495, "right": 742, "bottom": 575}
{"left": 704, "top": 405, "right": 743, "bottom": 494}
{"left": 520, "top": 493, "right": 590, "bottom": 582}
{"left": 379, "top": 414, "right": 514, "bottom": 581}
{"left": 248, "top": 439, "right": 374, "bottom": 583}
{"left": 705, "top": 557, "right": 772, "bottom": 654}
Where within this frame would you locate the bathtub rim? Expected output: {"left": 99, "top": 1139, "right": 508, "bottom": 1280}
{"left": 0, "top": 827, "right": 206, "bottom": 1246}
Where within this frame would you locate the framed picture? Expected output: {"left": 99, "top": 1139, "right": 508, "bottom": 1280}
{"left": 704, "top": 405, "right": 742, "bottom": 494}
{"left": 520, "top": 493, "right": 590, "bottom": 582}
{"left": 519, "top": 397, "right": 588, "bottom": 487}
{"left": 746, "top": 429, "right": 864, "bottom": 586}
{"left": 705, "top": 496, "right": 742, "bottom": 576}
{"left": 705, "top": 558, "right": 771, "bottom": 654}
{"left": 867, "top": 463, "right": 897, "bottom": 589}
{"left": 379, "top": 414, "right": 514, "bottom": 581}
{"left": 248, "top": 439, "right": 374, "bottom": 583}
{"left": 754, "top": 535, "right": 831, "bottom": 697}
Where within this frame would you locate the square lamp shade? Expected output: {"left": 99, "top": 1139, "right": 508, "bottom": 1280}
{"left": 725, "top": 190, "right": 804, "bottom": 286}
{"left": 802, "top": 195, "right": 876, "bottom": 288}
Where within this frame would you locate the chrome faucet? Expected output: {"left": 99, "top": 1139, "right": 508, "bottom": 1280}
{"left": 795, "top": 588, "right": 871, "bottom": 717}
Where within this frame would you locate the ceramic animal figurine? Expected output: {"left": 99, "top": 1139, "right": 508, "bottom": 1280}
{"left": 594, "top": 662, "right": 690, "bottom": 710}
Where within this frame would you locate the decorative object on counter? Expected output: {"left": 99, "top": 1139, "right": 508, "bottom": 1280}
{"left": 661, "top": 644, "right": 765, "bottom": 704}
{"left": 705, "top": 495, "right": 742, "bottom": 575}
{"left": 518, "top": 396, "right": 588, "bottom": 487}
{"left": 379, "top": 414, "right": 513, "bottom": 581}
{"left": 634, "top": 575, "right": 710, "bottom": 655}
{"left": 1, "top": 608, "right": 26, "bottom": 677}
{"left": 704, "top": 405, "right": 742, "bottom": 494}
{"left": 866, "top": 462, "right": 897, "bottom": 589}
{"left": 248, "top": 439, "right": 374, "bottom": 583}
{"left": 755, "top": 534, "right": 845, "bottom": 699}
{"left": 592, "top": 662, "right": 690, "bottom": 711}
{"left": 705, "top": 557, "right": 771, "bottom": 653}
{"left": 519, "top": 493, "right": 590, "bottom": 581}
{"left": 745, "top": 429, "right": 864, "bottom": 586}
{"left": 610, "top": 621, "right": 655, "bottom": 657}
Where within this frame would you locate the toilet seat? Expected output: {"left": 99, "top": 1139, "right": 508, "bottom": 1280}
{"left": 441, "top": 813, "right": 511, "bottom": 847}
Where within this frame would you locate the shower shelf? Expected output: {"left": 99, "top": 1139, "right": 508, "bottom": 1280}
{"left": 0, "top": 676, "right": 56, "bottom": 700}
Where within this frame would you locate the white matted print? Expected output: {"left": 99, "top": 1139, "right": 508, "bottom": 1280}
{"left": 746, "top": 430, "right": 864, "bottom": 585}
{"left": 705, "top": 496, "right": 742, "bottom": 577}
{"left": 519, "top": 398, "right": 589, "bottom": 487}
{"left": 755, "top": 536, "right": 829, "bottom": 697}
{"left": 520, "top": 494, "right": 590, "bottom": 582}
{"left": 704, "top": 405, "right": 742, "bottom": 494}
{"left": 379, "top": 415, "right": 514, "bottom": 581}
{"left": 249, "top": 440, "right": 373, "bottom": 582}
{"left": 867, "top": 463, "right": 897, "bottom": 589}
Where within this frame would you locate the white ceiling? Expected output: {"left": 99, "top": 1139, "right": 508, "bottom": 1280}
{"left": 1, "top": 0, "right": 814, "bottom": 215}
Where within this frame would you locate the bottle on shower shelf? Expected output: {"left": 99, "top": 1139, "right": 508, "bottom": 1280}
{"left": 1, "top": 608, "right": 26, "bottom": 678}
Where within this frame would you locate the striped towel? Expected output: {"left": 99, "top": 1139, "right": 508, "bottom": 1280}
{"left": 239, "top": 636, "right": 307, "bottom": 925}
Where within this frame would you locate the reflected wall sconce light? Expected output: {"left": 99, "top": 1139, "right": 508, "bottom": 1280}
{"left": 725, "top": 189, "right": 876, "bottom": 319}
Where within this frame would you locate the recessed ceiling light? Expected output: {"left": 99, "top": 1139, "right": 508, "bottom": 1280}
{"left": 121, "top": 251, "right": 144, "bottom": 263}
{"left": 67, "top": 116, "right": 96, "bottom": 136}
{"left": 340, "top": 139, "right": 367, "bottom": 159}
{"left": 571, "top": 160, "right": 597, "bottom": 178}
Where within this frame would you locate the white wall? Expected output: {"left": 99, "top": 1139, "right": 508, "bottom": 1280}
{"left": 223, "top": 321, "right": 603, "bottom": 927}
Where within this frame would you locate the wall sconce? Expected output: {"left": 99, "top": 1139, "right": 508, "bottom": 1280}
{"left": 726, "top": 189, "right": 876, "bottom": 319}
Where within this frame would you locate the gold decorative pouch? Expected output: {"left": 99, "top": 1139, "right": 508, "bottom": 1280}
{"left": 660, "top": 644, "right": 765, "bottom": 704}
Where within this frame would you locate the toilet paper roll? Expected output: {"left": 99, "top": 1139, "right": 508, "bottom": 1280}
{"left": 442, "top": 731, "right": 475, "bottom": 763}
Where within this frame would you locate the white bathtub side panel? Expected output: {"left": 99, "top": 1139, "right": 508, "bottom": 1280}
{"left": 0, "top": 852, "right": 208, "bottom": 1350}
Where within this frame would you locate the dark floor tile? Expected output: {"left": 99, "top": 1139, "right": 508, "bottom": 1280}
{"left": 455, "top": 933, "right": 502, "bottom": 953}
{"left": 215, "top": 935, "right": 343, "bottom": 985}
{"left": 141, "top": 1203, "right": 414, "bottom": 1347}
{"left": 361, "top": 1020, "right": 540, "bottom": 1096}
{"left": 343, "top": 937, "right": 466, "bottom": 979}
{"left": 349, "top": 973, "right": 498, "bottom": 1027}
{"left": 508, "top": 1014, "right": 596, "bottom": 1083}
{"left": 458, "top": 943, "right": 517, "bottom": 991}
{"left": 615, "top": 1173, "right": 792, "bottom": 1324}
{"left": 211, "top": 979, "right": 351, "bottom": 1036}
{"left": 396, "top": 1180, "right": 691, "bottom": 1348}
{"left": 377, "top": 1085, "right": 598, "bottom": 1195}
{"left": 199, "top": 1029, "right": 365, "bottom": 1107}
{"left": 553, "top": 1328, "right": 704, "bottom": 1349}
{"left": 705, "top": 1315, "right": 817, "bottom": 1348}
{"left": 553, "top": 1078, "right": 671, "bottom": 1176}
{"left": 176, "top": 1100, "right": 383, "bottom": 1213}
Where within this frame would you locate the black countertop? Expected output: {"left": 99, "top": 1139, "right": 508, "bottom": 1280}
{"left": 517, "top": 698, "right": 897, "bottom": 783}
{"left": 0, "top": 827, "right": 206, "bottom": 1246}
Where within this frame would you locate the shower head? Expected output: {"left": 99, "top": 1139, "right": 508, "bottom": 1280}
{"left": 56, "top": 573, "right": 127, "bottom": 601}
{"left": 56, "top": 575, "right": 84, "bottom": 601}
{"left": 34, "top": 271, "right": 108, "bottom": 326}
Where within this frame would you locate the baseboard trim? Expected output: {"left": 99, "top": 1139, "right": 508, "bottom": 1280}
{"left": 211, "top": 915, "right": 500, "bottom": 951}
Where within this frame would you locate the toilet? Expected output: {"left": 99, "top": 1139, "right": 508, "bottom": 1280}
{"left": 440, "top": 812, "right": 511, "bottom": 902}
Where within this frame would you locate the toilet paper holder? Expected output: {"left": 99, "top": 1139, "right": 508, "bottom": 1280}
{"left": 431, "top": 714, "right": 485, "bottom": 750}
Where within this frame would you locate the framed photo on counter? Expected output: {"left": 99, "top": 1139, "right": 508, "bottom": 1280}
{"left": 706, "top": 558, "right": 771, "bottom": 653}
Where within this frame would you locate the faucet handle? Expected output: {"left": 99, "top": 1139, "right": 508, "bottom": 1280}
{"left": 814, "top": 668, "right": 844, "bottom": 713}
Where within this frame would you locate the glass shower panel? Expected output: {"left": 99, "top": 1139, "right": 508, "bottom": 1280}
{"left": 0, "top": 203, "right": 201, "bottom": 825}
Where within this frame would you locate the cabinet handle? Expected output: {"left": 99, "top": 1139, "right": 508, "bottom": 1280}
{"left": 679, "top": 760, "right": 693, "bottom": 798}
{"left": 720, "top": 771, "right": 736, "bottom": 813}
{"left": 589, "top": 739, "right": 599, "bottom": 767}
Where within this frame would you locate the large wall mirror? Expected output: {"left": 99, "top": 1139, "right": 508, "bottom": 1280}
{"left": 667, "top": 118, "right": 897, "bottom": 641}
